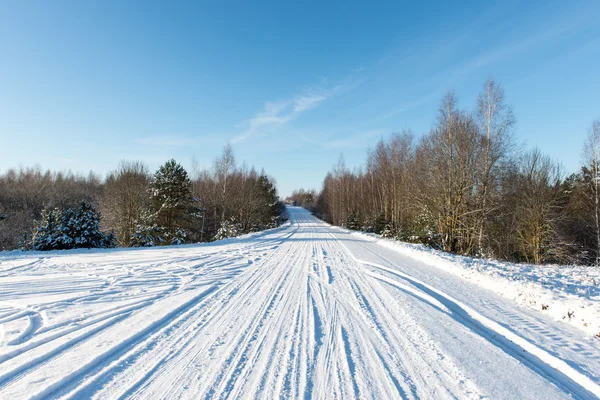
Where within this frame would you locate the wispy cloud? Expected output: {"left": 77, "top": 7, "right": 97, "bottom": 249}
{"left": 231, "top": 85, "right": 346, "bottom": 144}
{"left": 459, "top": 25, "right": 574, "bottom": 76}
{"left": 376, "top": 92, "right": 442, "bottom": 122}
{"left": 321, "top": 129, "right": 387, "bottom": 150}
{"left": 56, "top": 157, "right": 77, "bottom": 164}
{"left": 132, "top": 134, "right": 221, "bottom": 147}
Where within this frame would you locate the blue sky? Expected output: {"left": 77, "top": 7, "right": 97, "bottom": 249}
{"left": 1, "top": 0, "right": 599, "bottom": 197}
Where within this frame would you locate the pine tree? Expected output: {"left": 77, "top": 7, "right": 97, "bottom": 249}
{"left": 63, "top": 201, "right": 114, "bottom": 248}
{"left": 31, "top": 207, "right": 62, "bottom": 250}
{"left": 130, "top": 210, "right": 164, "bottom": 247}
{"left": 214, "top": 218, "right": 242, "bottom": 240}
{"left": 381, "top": 222, "right": 396, "bottom": 238}
{"left": 257, "top": 175, "right": 281, "bottom": 227}
{"left": 29, "top": 202, "right": 114, "bottom": 250}
{"left": 373, "top": 213, "right": 387, "bottom": 234}
{"left": 54, "top": 207, "right": 76, "bottom": 249}
{"left": 345, "top": 212, "right": 360, "bottom": 230}
{"left": 149, "top": 159, "right": 195, "bottom": 244}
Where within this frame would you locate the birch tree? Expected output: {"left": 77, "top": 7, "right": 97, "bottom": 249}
{"left": 474, "top": 77, "right": 515, "bottom": 254}
{"left": 583, "top": 119, "right": 600, "bottom": 265}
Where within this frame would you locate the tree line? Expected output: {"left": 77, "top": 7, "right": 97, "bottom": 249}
{"left": 308, "top": 78, "right": 600, "bottom": 266}
{"left": 0, "top": 145, "right": 285, "bottom": 250}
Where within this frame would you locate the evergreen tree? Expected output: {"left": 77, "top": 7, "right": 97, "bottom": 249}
{"left": 61, "top": 201, "right": 114, "bottom": 249}
{"left": 345, "top": 212, "right": 360, "bottom": 230}
{"left": 149, "top": 159, "right": 196, "bottom": 244}
{"left": 381, "top": 222, "right": 396, "bottom": 238}
{"left": 214, "top": 218, "right": 242, "bottom": 240}
{"left": 29, "top": 202, "right": 114, "bottom": 250}
{"left": 31, "top": 207, "right": 62, "bottom": 250}
{"left": 130, "top": 210, "right": 165, "bottom": 247}
{"left": 373, "top": 213, "right": 387, "bottom": 234}
{"left": 257, "top": 174, "right": 282, "bottom": 227}
{"left": 54, "top": 207, "right": 76, "bottom": 249}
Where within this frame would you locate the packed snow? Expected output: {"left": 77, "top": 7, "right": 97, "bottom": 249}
{"left": 0, "top": 207, "right": 599, "bottom": 399}
{"left": 351, "top": 231, "right": 600, "bottom": 338}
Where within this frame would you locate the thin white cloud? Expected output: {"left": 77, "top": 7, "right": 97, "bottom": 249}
{"left": 132, "top": 134, "right": 221, "bottom": 146}
{"left": 231, "top": 85, "right": 344, "bottom": 144}
{"left": 132, "top": 135, "right": 197, "bottom": 146}
{"left": 321, "top": 129, "right": 387, "bottom": 150}
{"left": 377, "top": 92, "right": 442, "bottom": 122}
{"left": 56, "top": 157, "right": 77, "bottom": 164}
{"left": 460, "top": 24, "right": 574, "bottom": 75}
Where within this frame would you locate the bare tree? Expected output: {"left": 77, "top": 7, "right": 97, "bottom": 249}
{"left": 583, "top": 119, "right": 600, "bottom": 265}
{"left": 474, "top": 77, "right": 515, "bottom": 254}
{"left": 189, "top": 145, "right": 282, "bottom": 240}
{"left": 0, "top": 167, "right": 101, "bottom": 250}
{"left": 514, "top": 149, "right": 564, "bottom": 264}
{"left": 312, "top": 79, "right": 598, "bottom": 265}
{"left": 100, "top": 161, "right": 150, "bottom": 246}
{"left": 418, "top": 92, "right": 482, "bottom": 253}
{"left": 214, "top": 143, "right": 236, "bottom": 222}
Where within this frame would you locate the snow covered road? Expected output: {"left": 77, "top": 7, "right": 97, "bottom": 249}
{"left": 1, "top": 207, "right": 599, "bottom": 399}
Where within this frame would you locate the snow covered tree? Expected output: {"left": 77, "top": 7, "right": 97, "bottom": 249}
{"left": 58, "top": 201, "right": 115, "bottom": 249}
{"left": 214, "top": 218, "right": 242, "bottom": 240}
{"left": 381, "top": 222, "right": 396, "bottom": 238}
{"left": 0, "top": 167, "right": 102, "bottom": 250}
{"left": 345, "top": 212, "right": 360, "bottom": 230}
{"left": 30, "top": 207, "right": 62, "bottom": 250}
{"left": 29, "top": 202, "right": 114, "bottom": 250}
{"left": 130, "top": 210, "right": 165, "bottom": 247}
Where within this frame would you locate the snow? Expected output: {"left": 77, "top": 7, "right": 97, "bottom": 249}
{"left": 0, "top": 207, "right": 599, "bottom": 399}
{"left": 351, "top": 230, "right": 600, "bottom": 337}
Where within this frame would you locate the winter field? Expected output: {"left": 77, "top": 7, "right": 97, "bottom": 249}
{"left": 1, "top": 207, "right": 599, "bottom": 399}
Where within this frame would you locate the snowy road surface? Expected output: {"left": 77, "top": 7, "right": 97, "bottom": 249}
{"left": 1, "top": 207, "right": 599, "bottom": 399}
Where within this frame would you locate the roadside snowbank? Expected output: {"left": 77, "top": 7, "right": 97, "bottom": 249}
{"left": 351, "top": 231, "right": 600, "bottom": 337}
{"left": 0, "top": 219, "right": 292, "bottom": 263}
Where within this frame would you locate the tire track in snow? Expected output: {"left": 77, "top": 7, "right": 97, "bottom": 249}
{"left": 21, "top": 286, "right": 217, "bottom": 400}
{"left": 343, "top": 237, "right": 600, "bottom": 399}
{"left": 117, "top": 232, "right": 301, "bottom": 399}
{"left": 1, "top": 208, "right": 598, "bottom": 399}
{"left": 0, "top": 241, "right": 263, "bottom": 398}
{"left": 366, "top": 260, "right": 600, "bottom": 399}
{"left": 81, "top": 269, "right": 254, "bottom": 398}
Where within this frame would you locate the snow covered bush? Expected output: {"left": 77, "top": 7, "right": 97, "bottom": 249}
{"left": 30, "top": 208, "right": 62, "bottom": 250}
{"left": 130, "top": 211, "right": 164, "bottom": 247}
{"left": 214, "top": 219, "right": 242, "bottom": 240}
{"left": 344, "top": 212, "right": 360, "bottom": 230}
{"left": 29, "top": 202, "right": 114, "bottom": 250}
{"left": 381, "top": 223, "right": 396, "bottom": 239}
{"left": 168, "top": 228, "right": 189, "bottom": 245}
{"left": 361, "top": 225, "right": 374, "bottom": 233}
